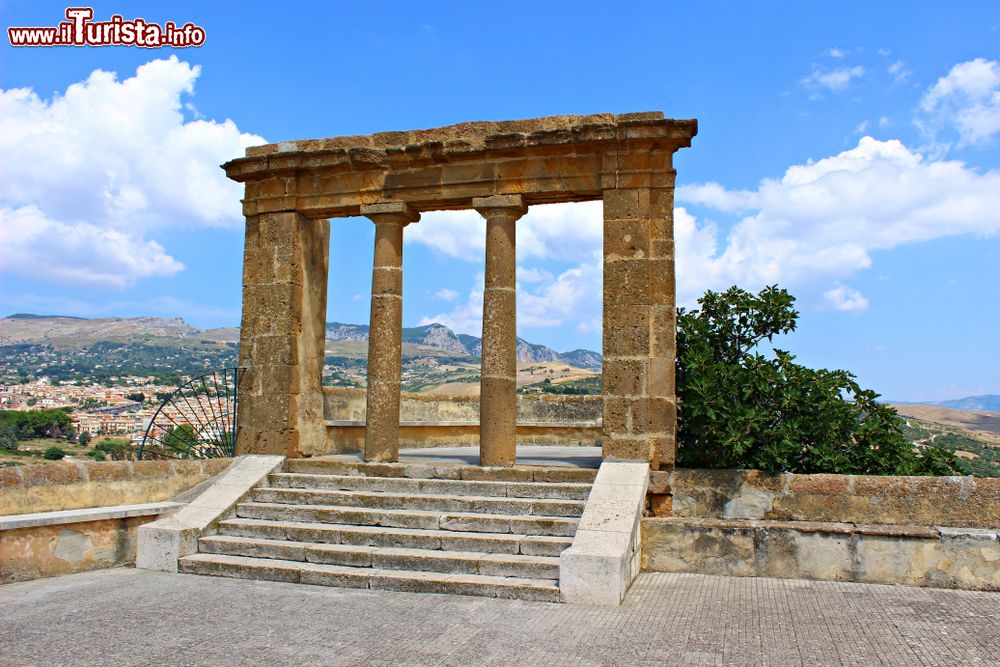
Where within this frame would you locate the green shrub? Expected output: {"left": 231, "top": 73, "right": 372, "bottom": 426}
{"left": 42, "top": 447, "right": 66, "bottom": 460}
{"left": 676, "top": 285, "right": 959, "bottom": 476}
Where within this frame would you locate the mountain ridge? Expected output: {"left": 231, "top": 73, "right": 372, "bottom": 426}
{"left": 0, "top": 314, "right": 603, "bottom": 370}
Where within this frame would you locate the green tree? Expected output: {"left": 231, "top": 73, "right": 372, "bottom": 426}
{"left": 0, "top": 424, "right": 18, "bottom": 452}
{"left": 676, "top": 285, "right": 959, "bottom": 476}
{"left": 0, "top": 409, "right": 72, "bottom": 439}
{"left": 78, "top": 431, "right": 92, "bottom": 446}
{"left": 162, "top": 424, "right": 198, "bottom": 453}
{"left": 95, "top": 438, "right": 133, "bottom": 461}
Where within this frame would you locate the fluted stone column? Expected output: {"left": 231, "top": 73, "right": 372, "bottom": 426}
{"left": 474, "top": 195, "right": 528, "bottom": 466}
{"left": 362, "top": 202, "right": 420, "bottom": 462}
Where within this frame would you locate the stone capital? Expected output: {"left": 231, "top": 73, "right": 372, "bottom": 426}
{"left": 473, "top": 194, "right": 528, "bottom": 221}
{"left": 360, "top": 201, "right": 420, "bottom": 226}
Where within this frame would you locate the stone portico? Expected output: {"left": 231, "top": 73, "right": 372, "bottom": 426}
{"left": 223, "top": 112, "right": 698, "bottom": 469}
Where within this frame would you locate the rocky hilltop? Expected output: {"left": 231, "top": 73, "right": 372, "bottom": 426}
{"left": 327, "top": 321, "right": 602, "bottom": 370}
{"left": 0, "top": 314, "right": 239, "bottom": 346}
{"left": 0, "top": 314, "right": 603, "bottom": 374}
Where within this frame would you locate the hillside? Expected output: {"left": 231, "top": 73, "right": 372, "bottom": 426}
{"left": 890, "top": 404, "right": 1000, "bottom": 439}
{"left": 891, "top": 404, "right": 1000, "bottom": 478}
{"left": 1, "top": 315, "right": 602, "bottom": 392}
{"left": 327, "top": 321, "right": 601, "bottom": 369}
{"left": 891, "top": 394, "right": 1000, "bottom": 413}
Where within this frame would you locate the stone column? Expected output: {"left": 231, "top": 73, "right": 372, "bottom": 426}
{"left": 474, "top": 195, "right": 528, "bottom": 466}
{"left": 361, "top": 202, "right": 420, "bottom": 462}
{"left": 601, "top": 148, "right": 678, "bottom": 472}
{"left": 236, "top": 211, "right": 330, "bottom": 457}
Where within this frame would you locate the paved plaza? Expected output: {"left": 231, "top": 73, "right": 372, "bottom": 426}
{"left": 2, "top": 568, "right": 997, "bottom": 666}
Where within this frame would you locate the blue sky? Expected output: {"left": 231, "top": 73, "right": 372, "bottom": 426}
{"left": 1, "top": 1, "right": 998, "bottom": 402}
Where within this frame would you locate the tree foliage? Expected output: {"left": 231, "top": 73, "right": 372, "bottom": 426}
{"left": 0, "top": 409, "right": 72, "bottom": 440}
{"left": 42, "top": 447, "right": 66, "bottom": 460}
{"left": 676, "top": 286, "right": 959, "bottom": 476}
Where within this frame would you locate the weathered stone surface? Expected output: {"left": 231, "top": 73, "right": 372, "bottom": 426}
{"left": 0, "top": 459, "right": 233, "bottom": 517}
{"left": 136, "top": 456, "right": 284, "bottom": 572}
{"left": 560, "top": 462, "right": 647, "bottom": 605}
{"left": 671, "top": 468, "right": 1000, "bottom": 529}
{"left": 237, "top": 210, "right": 328, "bottom": 458}
{"left": 0, "top": 506, "right": 175, "bottom": 584}
{"left": 643, "top": 517, "right": 1000, "bottom": 591}
{"left": 361, "top": 204, "right": 418, "bottom": 463}
{"left": 229, "top": 113, "right": 695, "bottom": 469}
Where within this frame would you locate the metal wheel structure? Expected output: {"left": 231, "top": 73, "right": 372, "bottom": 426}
{"left": 138, "top": 368, "right": 242, "bottom": 460}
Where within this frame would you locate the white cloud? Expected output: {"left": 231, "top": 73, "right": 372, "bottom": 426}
{"left": 420, "top": 275, "right": 484, "bottom": 334}
{"left": 434, "top": 288, "right": 459, "bottom": 301}
{"left": 0, "top": 56, "right": 264, "bottom": 288}
{"left": 0, "top": 205, "right": 183, "bottom": 288}
{"left": 420, "top": 255, "right": 602, "bottom": 337}
{"left": 406, "top": 201, "right": 602, "bottom": 264}
{"left": 516, "top": 266, "right": 552, "bottom": 283}
{"left": 823, "top": 285, "right": 870, "bottom": 312}
{"left": 855, "top": 120, "right": 870, "bottom": 134}
{"left": 825, "top": 47, "right": 847, "bottom": 59}
{"left": 919, "top": 58, "right": 1000, "bottom": 146}
{"left": 803, "top": 65, "right": 865, "bottom": 92}
{"left": 677, "top": 137, "right": 1000, "bottom": 306}
{"left": 879, "top": 116, "right": 892, "bottom": 129}
{"left": 888, "top": 60, "right": 911, "bottom": 83}
{"left": 409, "top": 202, "right": 606, "bottom": 335}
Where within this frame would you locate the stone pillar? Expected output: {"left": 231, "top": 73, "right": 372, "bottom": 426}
{"left": 601, "top": 149, "right": 678, "bottom": 471}
{"left": 361, "top": 202, "right": 420, "bottom": 462}
{"left": 474, "top": 195, "right": 528, "bottom": 466}
{"left": 236, "top": 211, "right": 330, "bottom": 457}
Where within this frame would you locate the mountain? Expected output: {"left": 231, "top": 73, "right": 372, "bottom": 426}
{"left": 559, "top": 349, "right": 603, "bottom": 372}
{"left": 890, "top": 394, "right": 1000, "bottom": 414}
{"left": 933, "top": 395, "right": 1000, "bottom": 413}
{"left": 1, "top": 314, "right": 202, "bottom": 346}
{"left": 400, "top": 323, "right": 468, "bottom": 355}
{"left": 327, "top": 320, "right": 601, "bottom": 368}
{"left": 0, "top": 315, "right": 602, "bottom": 382}
{"left": 325, "top": 322, "right": 369, "bottom": 343}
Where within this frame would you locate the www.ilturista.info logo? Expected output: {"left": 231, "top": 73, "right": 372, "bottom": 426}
{"left": 8, "top": 7, "right": 206, "bottom": 48}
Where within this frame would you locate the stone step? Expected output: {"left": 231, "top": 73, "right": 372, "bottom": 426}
{"left": 199, "top": 535, "right": 560, "bottom": 579}
{"left": 269, "top": 472, "right": 592, "bottom": 501}
{"left": 236, "top": 502, "right": 579, "bottom": 536}
{"left": 179, "top": 553, "right": 561, "bottom": 602}
{"left": 218, "top": 518, "right": 572, "bottom": 556}
{"left": 252, "top": 487, "right": 585, "bottom": 517}
{"left": 284, "top": 458, "right": 597, "bottom": 484}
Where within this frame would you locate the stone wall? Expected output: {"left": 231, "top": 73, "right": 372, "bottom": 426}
{"left": 322, "top": 387, "right": 602, "bottom": 423}
{"left": 2, "top": 513, "right": 159, "bottom": 583}
{"left": 0, "top": 459, "right": 233, "bottom": 516}
{"left": 322, "top": 387, "right": 602, "bottom": 452}
{"left": 668, "top": 468, "right": 1000, "bottom": 528}
{"left": 642, "top": 468, "right": 1000, "bottom": 591}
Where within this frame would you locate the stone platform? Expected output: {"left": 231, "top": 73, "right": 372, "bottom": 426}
{"left": 3, "top": 568, "right": 997, "bottom": 666}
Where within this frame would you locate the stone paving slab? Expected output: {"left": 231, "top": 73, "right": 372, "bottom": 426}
{"left": 2, "top": 568, "right": 998, "bottom": 666}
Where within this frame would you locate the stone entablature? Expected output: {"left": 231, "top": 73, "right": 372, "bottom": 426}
{"left": 224, "top": 113, "right": 697, "bottom": 468}
{"left": 224, "top": 113, "right": 696, "bottom": 217}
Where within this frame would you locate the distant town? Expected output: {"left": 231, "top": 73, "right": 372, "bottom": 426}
{"left": 0, "top": 376, "right": 181, "bottom": 443}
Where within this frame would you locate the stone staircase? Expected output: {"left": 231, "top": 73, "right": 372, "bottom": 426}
{"left": 179, "top": 459, "right": 597, "bottom": 602}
